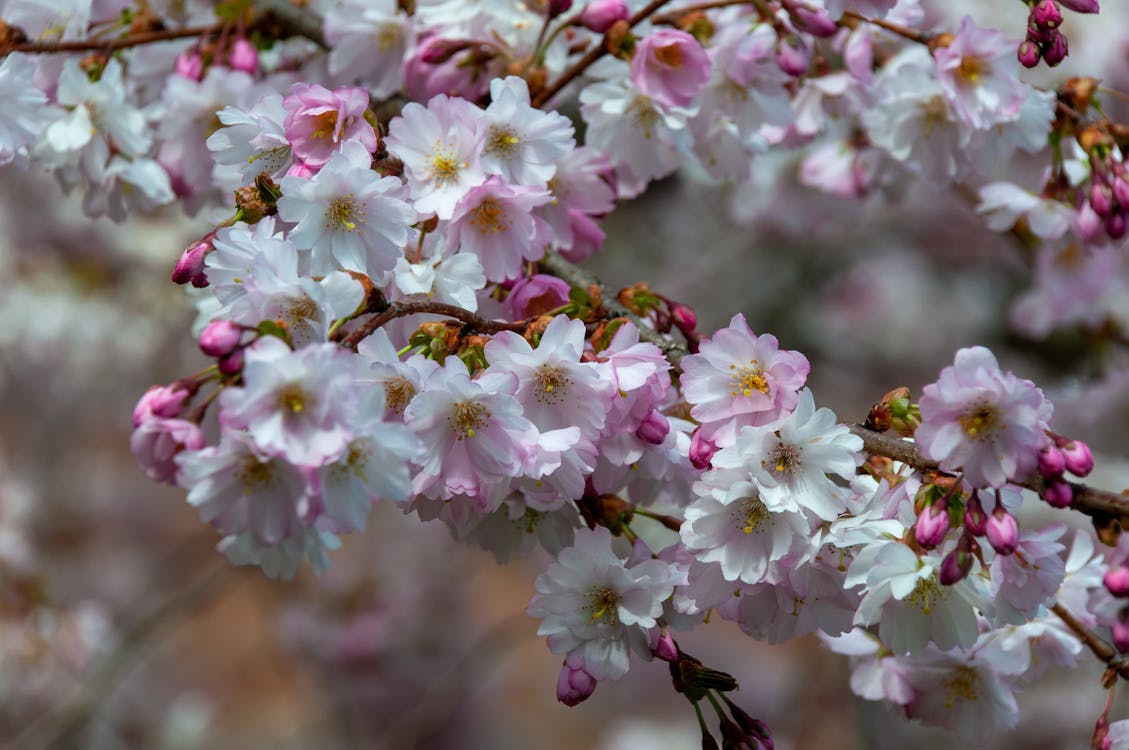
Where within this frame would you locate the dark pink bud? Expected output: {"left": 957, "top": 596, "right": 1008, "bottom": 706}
{"left": 1112, "top": 178, "right": 1129, "bottom": 208}
{"left": 1059, "top": 0, "right": 1099, "bottom": 12}
{"left": 556, "top": 663, "right": 597, "bottom": 706}
{"left": 1041, "top": 479, "right": 1073, "bottom": 508}
{"left": 172, "top": 237, "right": 213, "bottom": 287}
{"left": 418, "top": 37, "right": 468, "bottom": 64}
{"left": 776, "top": 37, "right": 810, "bottom": 77}
{"left": 548, "top": 0, "right": 573, "bottom": 18}
{"left": 1042, "top": 30, "right": 1068, "bottom": 66}
{"left": 133, "top": 383, "right": 192, "bottom": 426}
{"left": 636, "top": 409, "right": 671, "bottom": 445}
{"left": 229, "top": 37, "right": 258, "bottom": 74}
{"left": 218, "top": 348, "right": 244, "bottom": 376}
{"left": 985, "top": 505, "right": 1019, "bottom": 555}
{"left": 504, "top": 274, "right": 571, "bottom": 319}
{"left": 1031, "top": 0, "right": 1063, "bottom": 28}
{"left": 939, "top": 536, "right": 975, "bottom": 585}
{"left": 653, "top": 630, "right": 678, "bottom": 662}
{"left": 1038, "top": 444, "right": 1066, "bottom": 479}
{"left": 964, "top": 492, "right": 988, "bottom": 535}
{"left": 1104, "top": 565, "right": 1129, "bottom": 597}
{"left": 1017, "top": 40, "right": 1041, "bottom": 68}
{"left": 1091, "top": 182, "right": 1114, "bottom": 218}
{"left": 690, "top": 429, "right": 719, "bottom": 470}
{"left": 199, "top": 320, "right": 244, "bottom": 357}
{"left": 914, "top": 501, "right": 950, "bottom": 549}
{"left": 789, "top": 5, "right": 838, "bottom": 37}
{"left": 580, "top": 0, "right": 630, "bottom": 32}
{"left": 1061, "top": 439, "right": 1094, "bottom": 477}
{"left": 670, "top": 302, "right": 697, "bottom": 334}
{"left": 174, "top": 50, "right": 203, "bottom": 81}
{"left": 1114, "top": 609, "right": 1129, "bottom": 653}
{"left": 1106, "top": 211, "right": 1128, "bottom": 240}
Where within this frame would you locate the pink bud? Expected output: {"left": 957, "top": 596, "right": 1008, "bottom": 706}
{"left": 174, "top": 51, "right": 203, "bottom": 81}
{"left": 130, "top": 417, "right": 205, "bottom": 484}
{"left": 133, "top": 383, "right": 192, "bottom": 426}
{"left": 1038, "top": 444, "right": 1066, "bottom": 479}
{"left": 670, "top": 302, "right": 697, "bottom": 334}
{"left": 776, "top": 37, "right": 810, "bottom": 77}
{"left": 1074, "top": 201, "right": 1105, "bottom": 243}
{"left": 914, "top": 502, "right": 950, "bottom": 549}
{"left": 1114, "top": 609, "right": 1129, "bottom": 653}
{"left": 985, "top": 505, "right": 1019, "bottom": 555}
{"left": 199, "top": 320, "right": 244, "bottom": 357}
{"left": 229, "top": 38, "right": 258, "bottom": 74}
{"left": 1112, "top": 177, "right": 1129, "bottom": 208}
{"left": 172, "top": 237, "right": 213, "bottom": 288}
{"left": 689, "top": 429, "right": 719, "bottom": 470}
{"left": 1091, "top": 182, "right": 1114, "bottom": 218}
{"left": 556, "top": 663, "right": 597, "bottom": 706}
{"left": 653, "top": 630, "right": 678, "bottom": 662}
{"left": 636, "top": 409, "right": 671, "bottom": 445}
{"left": 964, "top": 492, "right": 988, "bottom": 536}
{"left": 1042, "top": 479, "right": 1073, "bottom": 508}
{"left": 1042, "top": 29, "right": 1068, "bottom": 66}
{"left": 1104, "top": 565, "right": 1129, "bottom": 597}
{"left": 1106, "top": 211, "right": 1128, "bottom": 240}
{"left": 1017, "top": 40, "right": 1041, "bottom": 68}
{"left": 504, "top": 274, "right": 571, "bottom": 319}
{"left": 1061, "top": 439, "right": 1094, "bottom": 477}
{"left": 1031, "top": 0, "right": 1063, "bottom": 29}
{"left": 1059, "top": 0, "right": 1099, "bottom": 12}
{"left": 939, "top": 536, "right": 975, "bottom": 585}
{"left": 580, "top": 0, "right": 630, "bottom": 33}
{"left": 788, "top": 4, "right": 838, "bottom": 37}
{"left": 548, "top": 0, "right": 573, "bottom": 18}
{"left": 218, "top": 348, "right": 244, "bottom": 375}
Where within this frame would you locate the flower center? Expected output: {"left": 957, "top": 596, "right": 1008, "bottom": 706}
{"left": 956, "top": 56, "right": 985, "bottom": 84}
{"left": 533, "top": 365, "right": 571, "bottom": 405}
{"left": 283, "top": 296, "right": 319, "bottom": 329}
{"left": 471, "top": 198, "right": 510, "bottom": 234}
{"left": 331, "top": 438, "right": 373, "bottom": 481}
{"left": 585, "top": 586, "right": 621, "bottom": 624}
{"left": 324, "top": 194, "right": 365, "bottom": 232}
{"left": 376, "top": 24, "right": 402, "bottom": 52}
{"left": 429, "top": 144, "right": 464, "bottom": 187}
{"left": 278, "top": 383, "right": 308, "bottom": 414}
{"left": 733, "top": 496, "right": 768, "bottom": 534}
{"left": 449, "top": 400, "right": 489, "bottom": 440}
{"left": 959, "top": 404, "right": 999, "bottom": 441}
{"left": 942, "top": 666, "right": 980, "bottom": 707}
{"left": 628, "top": 96, "right": 661, "bottom": 140}
{"left": 385, "top": 377, "right": 416, "bottom": 415}
{"left": 655, "top": 43, "right": 683, "bottom": 69}
{"left": 485, "top": 124, "right": 521, "bottom": 159}
{"left": 907, "top": 575, "right": 946, "bottom": 615}
{"left": 765, "top": 441, "right": 802, "bottom": 478}
{"left": 729, "top": 360, "right": 769, "bottom": 398}
{"left": 238, "top": 455, "right": 276, "bottom": 490}
{"left": 310, "top": 110, "right": 340, "bottom": 141}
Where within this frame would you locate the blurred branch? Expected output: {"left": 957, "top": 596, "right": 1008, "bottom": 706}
{"left": 1050, "top": 603, "right": 1129, "bottom": 683}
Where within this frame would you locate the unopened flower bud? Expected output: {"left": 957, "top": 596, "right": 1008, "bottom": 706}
{"left": 964, "top": 491, "right": 988, "bottom": 535}
{"left": 1104, "top": 564, "right": 1129, "bottom": 597}
{"left": 199, "top": 320, "right": 244, "bottom": 357}
{"left": 174, "top": 50, "right": 203, "bottom": 81}
{"left": 171, "top": 237, "right": 214, "bottom": 287}
{"left": 1091, "top": 182, "right": 1114, "bottom": 218}
{"left": 776, "top": 37, "right": 809, "bottom": 76}
{"left": 556, "top": 663, "right": 597, "bottom": 706}
{"left": 670, "top": 302, "right": 697, "bottom": 333}
{"left": 1114, "top": 609, "right": 1129, "bottom": 653}
{"left": 1038, "top": 444, "right": 1066, "bottom": 479}
{"left": 229, "top": 37, "right": 258, "bottom": 74}
{"left": 133, "top": 383, "right": 193, "bottom": 426}
{"left": 985, "top": 504, "right": 1019, "bottom": 555}
{"left": 690, "top": 428, "right": 719, "bottom": 470}
{"left": 785, "top": 1, "right": 838, "bottom": 37}
{"left": 1031, "top": 0, "right": 1063, "bottom": 29}
{"left": 1061, "top": 439, "right": 1094, "bottom": 476}
{"left": 218, "top": 348, "right": 244, "bottom": 375}
{"left": 1059, "top": 0, "right": 1099, "bottom": 12}
{"left": 548, "top": 0, "right": 573, "bottom": 19}
{"left": 1106, "top": 211, "right": 1128, "bottom": 240}
{"left": 636, "top": 409, "right": 671, "bottom": 445}
{"left": 1042, "top": 29, "right": 1068, "bottom": 66}
{"left": 1017, "top": 40, "right": 1042, "bottom": 68}
{"left": 653, "top": 630, "right": 678, "bottom": 662}
{"left": 940, "top": 535, "right": 975, "bottom": 585}
{"left": 580, "top": 0, "right": 630, "bottom": 33}
{"left": 1042, "top": 479, "right": 1073, "bottom": 508}
{"left": 914, "top": 501, "right": 950, "bottom": 549}
{"left": 1112, "top": 178, "right": 1129, "bottom": 208}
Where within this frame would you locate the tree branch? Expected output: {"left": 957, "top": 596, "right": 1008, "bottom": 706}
{"left": 339, "top": 299, "right": 530, "bottom": 350}
{"left": 1051, "top": 602, "right": 1129, "bottom": 683}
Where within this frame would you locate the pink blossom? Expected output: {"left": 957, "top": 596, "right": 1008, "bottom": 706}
{"left": 933, "top": 17, "right": 1027, "bottom": 131}
{"left": 630, "top": 29, "right": 711, "bottom": 108}
{"left": 133, "top": 383, "right": 193, "bottom": 426}
{"left": 503, "top": 274, "right": 571, "bottom": 319}
{"left": 199, "top": 320, "right": 243, "bottom": 357}
{"left": 228, "top": 38, "right": 258, "bottom": 75}
{"left": 282, "top": 83, "right": 378, "bottom": 168}
{"left": 916, "top": 346, "right": 1053, "bottom": 488}
{"left": 446, "top": 177, "right": 551, "bottom": 281}
{"left": 580, "top": 0, "right": 629, "bottom": 33}
{"left": 131, "top": 418, "right": 204, "bottom": 484}
{"left": 556, "top": 660, "right": 597, "bottom": 706}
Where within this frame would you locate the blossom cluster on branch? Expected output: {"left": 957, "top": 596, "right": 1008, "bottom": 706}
{"left": 10, "top": 0, "right": 1129, "bottom": 745}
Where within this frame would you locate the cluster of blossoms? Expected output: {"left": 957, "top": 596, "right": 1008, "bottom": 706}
{"left": 8, "top": 0, "right": 1129, "bottom": 744}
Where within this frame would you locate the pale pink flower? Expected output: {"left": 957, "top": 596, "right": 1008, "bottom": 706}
{"left": 630, "top": 29, "right": 712, "bottom": 109}
{"left": 131, "top": 417, "right": 204, "bottom": 484}
{"left": 446, "top": 176, "right": 551, "bottom": 281}
{"left": 916, "top": 346, "right": 1053, "bottom": 488}
{"left": 282, "top": 83, "right": 378, "bottom": 168}
{"left": 934, "top": 17, "right": 1027, "bottom": 131}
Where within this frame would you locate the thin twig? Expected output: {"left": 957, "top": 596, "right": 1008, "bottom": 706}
{"left": 841, "top": 10, "right": 930, "bottom": 45}
{"left": 339, "top": 299, "right": 530, "bottom": 350}
{"left": 1051, "top": 602, "right": 1129, "bottom": 682}
{"left": 8, "top": 23, "right": 223, "bottom": 53}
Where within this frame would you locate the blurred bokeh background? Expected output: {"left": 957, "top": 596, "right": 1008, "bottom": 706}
{"left": 5, "top": 4, "right": 1129, "bottom": 749}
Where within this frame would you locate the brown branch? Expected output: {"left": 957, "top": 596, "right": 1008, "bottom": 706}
{"left": 850, "top": 425, "right": 1129, "bottom": 518}
{"left": 651, "top": 0, "right": 755, "bottom": 25}
{"left": 339, "top": 299, "right": 529, "bottom": 350}
{"left": 532, "top": 0, "right": 677, "bottom": 108}
{"left": 1051, "top": 602, "right": 1129, "bottom": 683}
{"left": 8, "top": 23, "right": 223, "bottom": 53}
{"left": 841, "top": 10, "right": 931, "bottom": 45}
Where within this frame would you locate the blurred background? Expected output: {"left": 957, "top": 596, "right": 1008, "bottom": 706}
{"left": 5, "top": 5, "right": 1129, "bottom": 749}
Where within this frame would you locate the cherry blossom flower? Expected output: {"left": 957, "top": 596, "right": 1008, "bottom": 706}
{"left": 630, "top": 29, "right": 712, "bottom": 109}
{"left": 324, "top": 0, "right": 413, "bottom": 98}
{"left": 446, "top": 176, "right": 552, "bottom": 281}
{"left": 480, "top": 76, "right": 575, "bottom": 186}
{"left": 0, "top": 53, "right": 58, "bottom": 168}
{"left": 282, "top": 83, "right": 378, "bottom": 169}
{"left": 934, "top": 17, "right": 1027, "bottom": 131}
